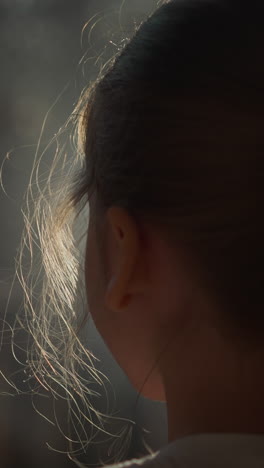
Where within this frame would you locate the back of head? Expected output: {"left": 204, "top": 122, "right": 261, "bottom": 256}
{"left": 76, "top": 0, "right": 264, "bottom": 345}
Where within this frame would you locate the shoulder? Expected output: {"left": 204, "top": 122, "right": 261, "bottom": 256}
{"left": 101, "top": 447, "right": 180, "bottom": 468}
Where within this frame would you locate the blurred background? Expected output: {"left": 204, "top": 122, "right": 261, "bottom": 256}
{"left": 0, "top": 1, "right": 167, "bottom": 467}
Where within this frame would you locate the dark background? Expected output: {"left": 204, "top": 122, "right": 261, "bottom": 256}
{"left": 0, "top": 1, "right": 167, "bottom": 467}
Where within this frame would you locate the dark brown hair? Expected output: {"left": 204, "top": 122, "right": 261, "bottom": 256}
{"left": 75, "top": 0, "right": 264, "bottom": 341}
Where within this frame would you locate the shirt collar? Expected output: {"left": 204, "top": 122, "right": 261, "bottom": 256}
{"left": 153, "top": 433, "right": 264, "bottom": 467}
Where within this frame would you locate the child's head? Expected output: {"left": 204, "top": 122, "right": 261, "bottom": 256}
{"left": 18, "top": 0, "right": 264, "bottom": 453}
{"left": 77, "top": 0, "right": 264, "bottom": 402}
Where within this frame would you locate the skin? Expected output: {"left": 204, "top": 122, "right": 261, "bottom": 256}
{"left": 85, "top": 191, "right": 264, "bottom": 443}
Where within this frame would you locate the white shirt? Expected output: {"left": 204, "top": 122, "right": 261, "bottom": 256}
{"left": 105, "top": 433, "right": 264, "bottom": 467}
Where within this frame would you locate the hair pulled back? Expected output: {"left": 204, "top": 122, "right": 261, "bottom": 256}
{"left": 77, "top": 0, "right": 264, "bottom": 340}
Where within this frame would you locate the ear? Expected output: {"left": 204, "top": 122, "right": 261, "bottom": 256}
{"left": 104, "top": 206, "right": 143, "bottom": 312}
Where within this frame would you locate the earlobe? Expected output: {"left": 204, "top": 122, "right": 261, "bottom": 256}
{"left": 104, "top": 207, "right": 140, "bottom": 312}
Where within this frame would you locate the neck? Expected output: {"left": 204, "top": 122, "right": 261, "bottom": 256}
{"left": 160, "top": 321, "right": 264, "bottom": 442}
